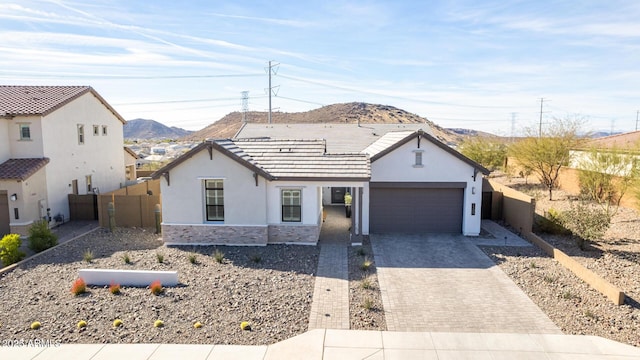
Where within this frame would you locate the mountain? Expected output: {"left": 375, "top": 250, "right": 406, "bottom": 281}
{"left": 124, "top": 119, "right": 193, "bottom": 140}
{"left": 447, "top": 128, "right": 499, "bottom": 138}
{"left": 183, "top": 102, "right": 465, "bottom": 145}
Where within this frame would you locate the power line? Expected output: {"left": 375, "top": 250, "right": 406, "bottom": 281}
{"left": 0, "top": 71, "right": 263, "bottom": 80}
{"left": 114, "top": 95, "right": 267, "bottom": 106}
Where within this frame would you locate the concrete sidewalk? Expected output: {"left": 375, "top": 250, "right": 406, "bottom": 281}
{"left": 2, "top": 329, "right": 639, "bottom": 359}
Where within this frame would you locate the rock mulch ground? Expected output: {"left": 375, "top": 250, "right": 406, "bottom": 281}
{"left": 0, "top": 228, "right": 319, "bottom": 345}
{"left": 483, "top": 174, "right": 640, "bottom": 347}
{"left": 348, "top": 238, "right": 386, "bottom": 330}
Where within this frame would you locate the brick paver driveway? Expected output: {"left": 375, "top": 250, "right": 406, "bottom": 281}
{"left": 371, "top": 233, "right": 561, "bottom": 333}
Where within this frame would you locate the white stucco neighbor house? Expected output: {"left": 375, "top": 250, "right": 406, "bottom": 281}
{"left": 0, "top": 85, "right": 126, "bottom": 236}
{"left": 152, "top": 125, "right": 489, "bottom": 245}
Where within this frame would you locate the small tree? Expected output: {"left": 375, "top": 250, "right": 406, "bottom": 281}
{"left": 578, "top": 146, "right": 638, "bottom": 217}
{"left": 509, "top": 117, "right": 584, "bottom": 200}
{"left": 459, "top": 137, "right": 507, "bottom": 171}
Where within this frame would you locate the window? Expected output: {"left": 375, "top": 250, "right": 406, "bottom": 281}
{"left": 93, "top": 125, "right": 99, "bottom": 136}
{"left": 205, "top": 179, "right": 224, "bottom": 221}
{"left": 282, "top": 189, "right": 302, "bottom": 222}
{"left": 78, "top": 124, "right": 85, "bottom": 144}
{"left": 102, "top": 125, "right": 108, "bottom": 136}
{"left": 413, "top": 150, "right": 424, "bottom": 167}
{"left": 86, "top": 175, "right": 92, "bottom": 193}
{"left": 19, "top": 124, "right": 31, "bottom": 140}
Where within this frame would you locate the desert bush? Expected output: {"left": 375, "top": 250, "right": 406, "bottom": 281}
{"left": 122, "top": 253, "right": 131, "bottom": 264}
{"left": 155, "top": 252, "right": 164, "bottom": 263}
{"left": 27, "top": 220, "right": 58, "bottom": 253}
{"left": 109, "top": 282, "right": 121, "bottom": 295}
{"left": 188, "top": 253, "right": 198, "bottom": 264}
{"left": 0, "top": 233, "right": 25, "bottom": 266}
{"left": 360, "top": 258, "right": 372, "bottom": 271}
{"left": 83, "top": 249, "right": 94, "bottom": 263}
{"left": 71, "top": 278, "right": 87, "bottom": 296}
{"left": 213, "top": 249, "right": 225, "bottom": 263}
{"left": 362, "top": 298, "right": 374, "bottom": 310}
{"left": 534, "top": 209, "right": 571, "bottom": 235}
{"left": 150, "top": 280, "right": 163, "bottom": 295}
{"left": 558, "top": 201, "right": 611, "bottom": 250}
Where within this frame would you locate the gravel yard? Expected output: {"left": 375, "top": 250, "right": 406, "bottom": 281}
{"left": 0, "top": 228, "right": 319, "bottom": 345}
{"left": 348, "top": 238, "right": 386, "bottom": 330}
{"left": 483, "top": 175, "right": 640, "bottom": 347}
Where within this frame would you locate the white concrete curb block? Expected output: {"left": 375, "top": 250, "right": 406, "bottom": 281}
{"left": 78, "top": 269, "right": 178, "bottom": 287}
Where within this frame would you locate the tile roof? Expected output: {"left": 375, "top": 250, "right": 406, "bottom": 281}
{"left": 235, "top": 123, "right": 430, "bottom": 153}
{"left": 0, "top": 85, "right": 125, "bottom": 123}
{"left": 0, "top": 158, "right": 50, "bottom": 180}
{"left": 234, "top": 139, "right": 370, "bottom": 180}
{"left": 152, "top": 138, "right": 370, "bottom": 181}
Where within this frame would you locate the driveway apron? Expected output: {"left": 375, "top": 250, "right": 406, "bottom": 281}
{"left": 371, "top": 233, "right": 561, "bottom": 333}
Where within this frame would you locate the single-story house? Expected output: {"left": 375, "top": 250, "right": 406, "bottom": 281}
{"left": 152, "top": 125, "right": 489, "bottom": 246}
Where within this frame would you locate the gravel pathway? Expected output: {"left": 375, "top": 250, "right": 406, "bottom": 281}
{"left": 0, "top": 228, "right": 319, "bottom": 345}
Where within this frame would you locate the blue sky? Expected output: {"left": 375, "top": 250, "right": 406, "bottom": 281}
{"left": 1, "top": 1, "right": 639, "bottom": 135}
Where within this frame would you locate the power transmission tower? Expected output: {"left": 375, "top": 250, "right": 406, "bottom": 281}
{"left": 636, "top": 110, "right": 639, "bottom": 131}
{"left": 510, "top": 112, "right": 517, "bottom": 140}
{"left": 265, "top": 60, "right": 280, "bottom": 124}
{"left": 241, "top": 91, "right": 249, "bottom": 123}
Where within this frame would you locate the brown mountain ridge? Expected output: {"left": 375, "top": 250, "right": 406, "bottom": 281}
{"left": 183, "top": 102, "right": 465, "bottom": 145}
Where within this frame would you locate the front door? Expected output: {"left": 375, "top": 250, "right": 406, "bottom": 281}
{"left": 331, "top": 187, "right": 347, "bottom": 204}
{"left": 0, "top": 192, "right": 10, "bottom": 237}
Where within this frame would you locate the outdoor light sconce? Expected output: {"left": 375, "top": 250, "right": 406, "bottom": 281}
{"left": 10, "top": 193, "right": 17, "bottom": 201}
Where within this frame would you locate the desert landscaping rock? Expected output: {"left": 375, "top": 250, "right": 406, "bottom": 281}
{"left": 0, "top": 228, "right": 319, "bottom": 345}
{"left": 348, "top": 239, "right": 386, "bottom": 330}
{"left": 483, "top": 174, "right": 640, "bottom": 347}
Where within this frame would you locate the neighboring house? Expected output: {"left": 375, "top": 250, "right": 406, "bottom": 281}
{"left": 152, "top": 126, "right": 489, "bottom": 245}
{"left": 124, "top": 147, "right": 138, "bottom": 183}
{"left": 0, "top": 85, "right": 126, "bottom": 236}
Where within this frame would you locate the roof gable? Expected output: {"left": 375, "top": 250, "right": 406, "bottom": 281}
{"left": 364, "top": 130, "right": 490, "bottom": 175}
{"left": 0, "top": 85, "right": 125, "bottom": 123}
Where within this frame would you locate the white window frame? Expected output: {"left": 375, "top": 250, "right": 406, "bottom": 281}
{"left": 281, "top": 189, "right": 302, "bottom": 222}
{"left": 78, "top": 124, "right": 85, "bottom": 145}
{"left": 413, "top": 150, "right": 424, "bottom": 168}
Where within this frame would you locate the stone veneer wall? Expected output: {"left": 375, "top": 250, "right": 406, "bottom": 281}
{"left": 10, "top": 224, "right": 31, "bottom": 238}
{"left": 267, "top": 224, "right": 320, "bottom": 244}
{"left": 161, "top": 224, "right": 268, "bottom": 245}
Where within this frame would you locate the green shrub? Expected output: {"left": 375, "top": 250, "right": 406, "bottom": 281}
{"left": 534, "top": 209, "right": 570, "bottom": 235}
{"left": 0, "top": 233, "right": 26, "bottom": 266}
{"left": 27, "top": 220, "right": 58, "bottom": 253}
{"left": 558, "top": 201, "right": 611, "bottom": 250}
{"left": 213, "top": 249, "right": 225, "bottom": 264}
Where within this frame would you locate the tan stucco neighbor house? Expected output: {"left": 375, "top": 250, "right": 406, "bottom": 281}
{"left": 0, "top": 85, "right": 126, "bottom": 237}
{"left": 152, "top": 124, "right": 489, "bottom": 246}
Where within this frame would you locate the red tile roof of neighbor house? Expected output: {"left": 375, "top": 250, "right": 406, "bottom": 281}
{"left": 0, "top": 158, "right": 50, "bottom": 180}
{"left": 0, "top": 85, "right": 125, "bottom": 123}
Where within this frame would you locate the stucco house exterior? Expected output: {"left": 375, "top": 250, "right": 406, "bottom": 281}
{"left": 153, "top": 125, "right": 489, "bottom": 245}
{"left": 0, "top": 85, "right": 126, "bottom": 236}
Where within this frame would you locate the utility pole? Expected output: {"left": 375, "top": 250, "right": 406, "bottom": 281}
{"left": 538, "top": 98, "right": 550, "bottom": 137}
{"left": 265, "top": 60, "right": 280, "bottom": 124}
{"left": 241, "top": 91, "right": 249, "bottom": 123}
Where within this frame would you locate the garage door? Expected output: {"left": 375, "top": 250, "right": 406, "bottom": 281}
{"left": 0, "top": 193, "right": 10, "bottom": 237}
{"left": 370, "top": 187, "right": 463, "bottom": 233}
